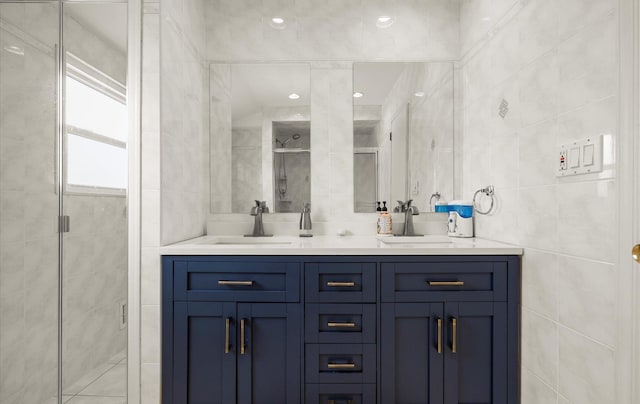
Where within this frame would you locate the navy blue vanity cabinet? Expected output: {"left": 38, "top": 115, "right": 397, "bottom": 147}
{"left": 163, "top": 257, "right": 302, "bottom": 404}
{"left": 380, "top": 257, "right": 520, "bottom": 404}
{"left": 304, "top": 262, "right": 378, "bottom": 404}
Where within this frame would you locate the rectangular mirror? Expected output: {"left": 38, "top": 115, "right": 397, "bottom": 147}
{"left": 210, "top": 63, "right": 311, "bottom": 213}
{"left": 353, "top": 62, "right": 455, "bottom": 213}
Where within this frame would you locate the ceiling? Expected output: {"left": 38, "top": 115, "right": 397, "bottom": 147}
{"left": 65, "top": 4, "right": 127, "bottom": 53}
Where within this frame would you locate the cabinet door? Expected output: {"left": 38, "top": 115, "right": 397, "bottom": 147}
{"left": 237, "top": 303, "right": 302, "bottom": 404}
{"left": 381, "top": 303, "right": 444, "bottom": 404}
{"left": 443, "top": 302, "right": 507, "bottom": 404}
{"left": 173, "top": 302, "right": 237, "bottom": 404}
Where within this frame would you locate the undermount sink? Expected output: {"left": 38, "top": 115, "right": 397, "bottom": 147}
{"left": 378, "top": 235, "right": 453, "bottom": 245}
{"left": 198, "top": 236, "right": 294, "bottom": 246}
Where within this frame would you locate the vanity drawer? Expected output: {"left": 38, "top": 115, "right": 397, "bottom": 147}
{"left": 381, "top": 261, "right": 507, "bottom": 302}
{"left": 305, "top": 344, "right": 376, "bottom": 384}
{"left": 172, "top": 260, "right": 300, "bottom": 302}
{"left": 305, "top": 304, "right": 376, "bottom": 344}
{"left": 305, "top": 383, "right": 376, "bottom": 404}
{"left": 305, "top": 263, "right": 376, "bottom": 303}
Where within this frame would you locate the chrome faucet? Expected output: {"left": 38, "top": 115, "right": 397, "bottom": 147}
{"left": 299, "top": 203, "right": 312, "bottom": 237}
{"left": 246, "top": 200, "right": 272, "bottom": 237}
{"left": 394, "top": 199, "right": 423, "bottom": 236}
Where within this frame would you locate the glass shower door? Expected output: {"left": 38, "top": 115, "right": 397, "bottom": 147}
{"left": 0, "top": 2, "right": 61, "bottom": 403}
{"left": 61, "top": 2, "right": 128, "bottom": 402}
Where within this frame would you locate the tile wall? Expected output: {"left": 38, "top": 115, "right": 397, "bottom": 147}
{"left": 459, "top": 0, "right": 619, "bottom": 403}
{"left": 140, "top": 0, "right": 208, "bottom": 402}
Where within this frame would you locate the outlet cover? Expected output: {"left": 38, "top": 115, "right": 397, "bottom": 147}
{"left": 556, "top": 135, "right": 603, "bottom": 177}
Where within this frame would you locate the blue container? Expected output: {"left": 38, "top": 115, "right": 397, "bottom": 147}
{"left": 434, "top": 202, "right": 450, "bottom": 213}
{"left": 448, "top": 201, "right": 474, "bottom": 218}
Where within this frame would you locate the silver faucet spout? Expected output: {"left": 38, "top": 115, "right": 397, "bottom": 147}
{"left": 247, "top": 200, "right": 272, "bottom": 237}
{"left": 394, "top": 200, "right": 423, "bottom": 236}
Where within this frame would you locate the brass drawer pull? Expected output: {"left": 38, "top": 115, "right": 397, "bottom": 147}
{"left": 437, "top": 317, "right": 442, "bottom": 354}
{"left": 240, "top": 319, "right": 246, "bottom": 355}
{"left": 326, "top": 281, "right": 356, "bottom": 287}
{"left": 218, "top": 280, "right": 254, "bottom": 286}
{"left": 327, "top": 363, "right": 356, "bottom": 369}
{"left": 452, "top": 317, "right": 458, "bottom": 353}
{"left": 427, "top": 281, "right": 464, "bottom": 286}
{"left": 224, "top": 317, "right": 231, "bottom": 354}
{"left": 327, "top": 322, "right": 356, "bottom": 328}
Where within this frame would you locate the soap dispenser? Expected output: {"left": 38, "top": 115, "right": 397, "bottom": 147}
{"left": 377, "top": 201, "right": 392, "bottom": 236}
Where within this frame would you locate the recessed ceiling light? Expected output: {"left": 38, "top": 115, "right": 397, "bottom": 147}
{"left": 414, "top": 92, "right": 425, "bottom": 97}
{"left": 353, "top": 92, "right": 364, "bottom": 98}
{"left": 376, "top": 15, "right": 395, "bottom": 28}
{"left": 4, "top": 45, "right": 24, "bottom": 56}
{"left": 288, "top": 93, "right": 300, "bottom": 100}
{"left": 270, "top": 16, "right": 287, "bottom": 29}
{"left": 481, "top": 16, "right": 491, "bottom": 22}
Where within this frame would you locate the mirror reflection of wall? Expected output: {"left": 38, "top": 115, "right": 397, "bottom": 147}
{"left": 210, "top": 63, "right": 311, "bottom": 213}
{"left": 353, "top": 62, "right": 455, "bottom": 213}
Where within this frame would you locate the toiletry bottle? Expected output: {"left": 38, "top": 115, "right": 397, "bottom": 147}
{"left": 376, "top": 201, "right": 383, "bottom": 235}
{"left": 380, "top": 201, "right": 393, "bottom": 236}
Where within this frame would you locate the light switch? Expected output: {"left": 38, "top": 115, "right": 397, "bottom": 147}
{"left": 583, "top": 144, "right": 595, "bottom": 166}
{"left": 569, "top": 147, "right": 580, "bottom": 168}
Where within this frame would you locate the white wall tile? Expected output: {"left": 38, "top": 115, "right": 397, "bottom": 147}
{"left": 521, "top": 367, "right": 558, "bottom": 404}
{"left": 522, "top": 309, "right": 558, "bottom": 389}
{"left": 522, "top": 249, "right": 558, "bottom": 320}
{"left": 557, "top": 256, "right": 616, "bottom": 347}
{"left": 558, "top": 327, "right": 615, "bottom": 404}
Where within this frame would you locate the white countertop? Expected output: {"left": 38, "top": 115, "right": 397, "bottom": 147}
{"left": 160, "top": 235, "right": 523, "bottom": 256}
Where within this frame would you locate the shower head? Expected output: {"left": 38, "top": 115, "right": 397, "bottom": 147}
{"left": 277, "top": 133, "right": 301, "bottom": 147}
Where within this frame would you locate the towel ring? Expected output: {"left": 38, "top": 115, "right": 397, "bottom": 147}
{"left": 429, "top": 192, "right": 441, "bottom": 212}
{"left": 473, "top": 186, "right": 495, "bottom": 215}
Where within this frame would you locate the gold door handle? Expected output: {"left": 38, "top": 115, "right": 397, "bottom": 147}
{"left": 452, "top": 317, "right": 457, "bottom": 353}
{"left": 428, "top": 281, "right": 465, "bottom": 286}
{"left": 327, "top": 322, "right": 356, "bottom": 328}
{"left": 437, "top": 317, "right": 442, "bottom": 354}
{"left": 240, "top": 318, "right": 246, "bottom": 355}
{"left": 224, "top": 317, "right": 231, "bottom": 354}
{"left": 633, "top": 244, "right": 640, "bottom": 263}
{"left": 327, "top": 363, "right": 356, "bottom": 369}
{"left": 326, "top": 281, "right": 356, "bottom": 287}
{"left": 218, "top": 280, "right": 254, "bottom": 286}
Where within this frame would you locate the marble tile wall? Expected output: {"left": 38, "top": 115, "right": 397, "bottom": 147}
{"left": 140, "top": 0, "right": 208, "bottom": 401}
{"left": 232, "top": 127, "right": 262, "bottom": 212}
{"left": 459, "top": 1, "right": 619, "bottom": 403}
{"left": 203, "top": 0, "right": 460, "bottom": 62}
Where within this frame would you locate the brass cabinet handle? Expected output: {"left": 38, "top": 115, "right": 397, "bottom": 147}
{"left": 452, "top": 317, "right": 458, "bottom": 353}
{"left": 428, "top": 281, "right": 464, "bottom": 286}
{"left": 633, "top": 244, "right": 640, "bottom": 263}
{"left": 327, "top": 363, "right": 356, "bottom": 369}
{"left": 327, "top": 322, "right": 356, "bottom": 328}
{"left": 437, "top": 317, "right": 442, "bottom": 354}
{"left": 218, "top": 280, "right": 254, "bottom": 286}
{"left": 326, "top": 281, "right": 356, "bottom": 287}
{"left": 224, "top": 317, "right": 231, "bottom": 354}
{"left": 240, "top": 319, "right": 246, "bottom": 355}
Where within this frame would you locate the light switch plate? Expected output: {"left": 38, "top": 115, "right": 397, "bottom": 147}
{"left": 556, "top": 135, "right": 603, "bottom": 177}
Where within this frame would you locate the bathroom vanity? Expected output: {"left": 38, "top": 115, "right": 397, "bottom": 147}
{"left": 161, "top": 236, "right": 522, "bottom": 404}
